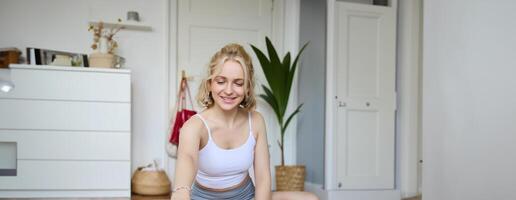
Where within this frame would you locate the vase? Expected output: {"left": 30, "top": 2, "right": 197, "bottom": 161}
{"left": 99, "top": 37, "right": 109, "bottom": 54}
{"left": 89, "top": 53, "right": 115, "bottom": 68}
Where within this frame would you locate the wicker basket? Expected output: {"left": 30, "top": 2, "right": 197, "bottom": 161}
{"left": 275, "top": 165, "right": 306, "bottom": 191}
{"left": 131, "top": 169, "right": 171, "bottom": 196}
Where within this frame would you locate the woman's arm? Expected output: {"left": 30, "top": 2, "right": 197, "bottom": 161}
{"left": 253, "top": 112, "right": 272, "bottom": 200}
{"left": 171, "top": 118, "right": 203, "bottom": 200}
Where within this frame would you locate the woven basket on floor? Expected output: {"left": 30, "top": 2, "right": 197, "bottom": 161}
{"left": 275, "top": 165, "right": 306, "bottom": 191}
{"left": 131, "top": 169, "right": 171, "bottom": 195}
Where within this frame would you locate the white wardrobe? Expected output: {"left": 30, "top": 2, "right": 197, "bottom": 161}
{"left": 0, "top": 64, "right": 131, "bottom": 198}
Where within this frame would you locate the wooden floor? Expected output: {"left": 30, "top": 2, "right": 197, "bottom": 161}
{"left": 2, "top": 194, "right": 171, "bottom": 200}
{"left": 131, "top": 194, "right": 170, "bottom": 200}
{"left": 402, "top": 195, "right": 422, "bottom": 200}
{"left": 7, "top": 194, "right": 421, "bottom": 200}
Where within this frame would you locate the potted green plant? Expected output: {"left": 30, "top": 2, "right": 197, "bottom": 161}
{"left": 251, "top": 37, "right": 308, "bottom": 191}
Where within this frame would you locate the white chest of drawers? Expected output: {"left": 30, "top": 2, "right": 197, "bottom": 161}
{"left": 0, "top": 64, "right": 131, "bottom": 198}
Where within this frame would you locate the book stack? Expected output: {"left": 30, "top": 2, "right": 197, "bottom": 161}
{"left": 26, "top": 47, "right": 89, "bottom": 67}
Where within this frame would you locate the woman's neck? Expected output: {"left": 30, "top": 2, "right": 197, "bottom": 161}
{"left": 208, "top": 105, "right": 242, "bottom": 128}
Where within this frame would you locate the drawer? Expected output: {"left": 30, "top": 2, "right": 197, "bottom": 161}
{"left": 0, "top": 67, "right": 130, "bottom": 102}
{"left": 0, "top": 160, "right": 130, "bottom": 190}
{"left": 0, "top": 130, "right": 130, "bottom": 160}
{"left": 0, "top": 99, "right": 130, "bottom": 131}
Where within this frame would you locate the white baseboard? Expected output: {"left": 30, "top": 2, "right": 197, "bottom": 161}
{"left": 305, "top": 181, "right": 401, "bottom": 200}
{"left": 305, "top": 181, "right": 328, "bottom": 200}
{"left": 327, "top": 189, "right": 400, "bottom": 200}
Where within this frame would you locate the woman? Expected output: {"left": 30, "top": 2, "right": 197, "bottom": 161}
{"left": 172, "top": 43, "right": 271, "bottom": 200}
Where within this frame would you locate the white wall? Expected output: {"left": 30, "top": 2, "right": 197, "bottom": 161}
{"left": 423, "top": 1, "right": 516, "bottom": 200}
{"left": 0, "top": 0, "right": 170, "bottom": 173}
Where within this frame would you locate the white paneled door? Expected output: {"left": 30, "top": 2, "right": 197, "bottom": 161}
{"left": 333, "top": 2, "right": 397, "bottom": 190}
{"left": 177, "top": 0, "right": 272, "bottom": 110}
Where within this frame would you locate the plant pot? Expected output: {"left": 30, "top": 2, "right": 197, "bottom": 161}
{"left": 275, "top": 165, "right": 305, "bottom": 191}
{"left": 89, "top": 53, "right": 115, "bottom": 68}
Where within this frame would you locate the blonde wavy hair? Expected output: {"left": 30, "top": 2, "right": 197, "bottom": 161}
{"left": 197, "top": 43, "right": 256, "bottom": 111}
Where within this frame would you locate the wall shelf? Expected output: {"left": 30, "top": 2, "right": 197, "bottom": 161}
{"left": 88, "top": 21, "right": 152, "bottom": 31}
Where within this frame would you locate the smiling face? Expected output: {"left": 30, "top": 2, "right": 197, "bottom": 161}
{"left": 210, "top": 60, "right": 246, "bottom": 111}
{"left": 197, "top": 43, "right": 256, "bottom": 111}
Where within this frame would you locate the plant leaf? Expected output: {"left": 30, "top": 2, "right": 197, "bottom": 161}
{"left": 280, "top": 52, "right": 292, "bottom": 113}
{"left": 287, "top": 42, "right": 309, "bottom": 93}
{"left": 265, "top": 37, "right": 281, "bottom": 67}
{"left": 251, "top": 43, "right": 284, "bottom": 107}
{"left": 250, "top": 44, "right": 272, "bottom": 77}
{"left": 259, "top": 86, "right": 282, "bottom": 125}
{"left": 259, "top": 86, "right": 279, "bottom": 113}
{"left": 282, "top": 104, "right": 303, "bottom": 134}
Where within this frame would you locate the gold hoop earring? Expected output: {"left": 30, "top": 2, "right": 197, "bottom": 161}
{"left": 240, "top": 95, "right": 249, "bottom": 108}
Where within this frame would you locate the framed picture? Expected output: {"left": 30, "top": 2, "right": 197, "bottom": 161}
{"left": 27, "top": 48, "right": 89, "bottom": 67}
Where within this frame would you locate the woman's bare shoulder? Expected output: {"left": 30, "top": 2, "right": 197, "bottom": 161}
{"left": 180, "top": 114, "right": 206, "bottom": 135}
{"left": 249, "top": 110, "right": 266, "bottom": 132}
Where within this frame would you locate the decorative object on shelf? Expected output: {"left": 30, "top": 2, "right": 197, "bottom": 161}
{"left": 114, "top": 55, "right": 126, "bottom": 69}
{"left": 88, "top": 20, "right": 124, "bottom": 68}
{"left": 250, "top": 37, "right": 308, "bottom": 191}
{"left": 50, "top": 55, "right": 72, "bottom": 66}
{"left": 127, "top": 11, "right": 140, "bottom": 22}
{"left": 131, "top": 160, "right": 171, "bottom": 196}
{"left": 0, "top": 47, "right": 21, "bottom": 68}
{"left": 166, "top": 70, "right": 196, "bottom": 158}
{"left": 88, "top": 20, "right": 123, "bottom": 54}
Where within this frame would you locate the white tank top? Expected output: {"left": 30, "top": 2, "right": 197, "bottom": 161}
{"left": 195, "top": 112, "right": 256, "bottom": 189}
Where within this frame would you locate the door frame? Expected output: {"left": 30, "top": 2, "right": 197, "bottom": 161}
{"left": 165, "top": 0, "right": 301, "bottom": 184}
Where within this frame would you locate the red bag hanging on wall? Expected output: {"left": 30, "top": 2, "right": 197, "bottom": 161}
{"left": 169, "top": 75, "right": 196, "bottom": 145}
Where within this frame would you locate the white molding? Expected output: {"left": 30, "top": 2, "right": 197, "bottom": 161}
{"left": 272, "top": 0, "right": 285, "bottom": 51}
{"left": 325, "top": 0, "right": 336, "bottom": 190}
{"left": 397, "top": 0, "right": 422, "bottom": 198}
{"left": 282, "top": 0, "right": 300, "bottom": 166}
{"left": 327, "top": 189, "right": 401, "bottom": 200}
{"left": 305, "top": 181, "right": 328, "bottom": 200}
{"left": 166, "top": 0, "right": 178, "bottom": 185}
{"left": 306, "top": 181, "right": 400, "bottom": 200}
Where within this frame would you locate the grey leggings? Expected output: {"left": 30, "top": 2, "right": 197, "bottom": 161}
{"left": 191, "top": 178, "right": 255, "bottom": 200}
